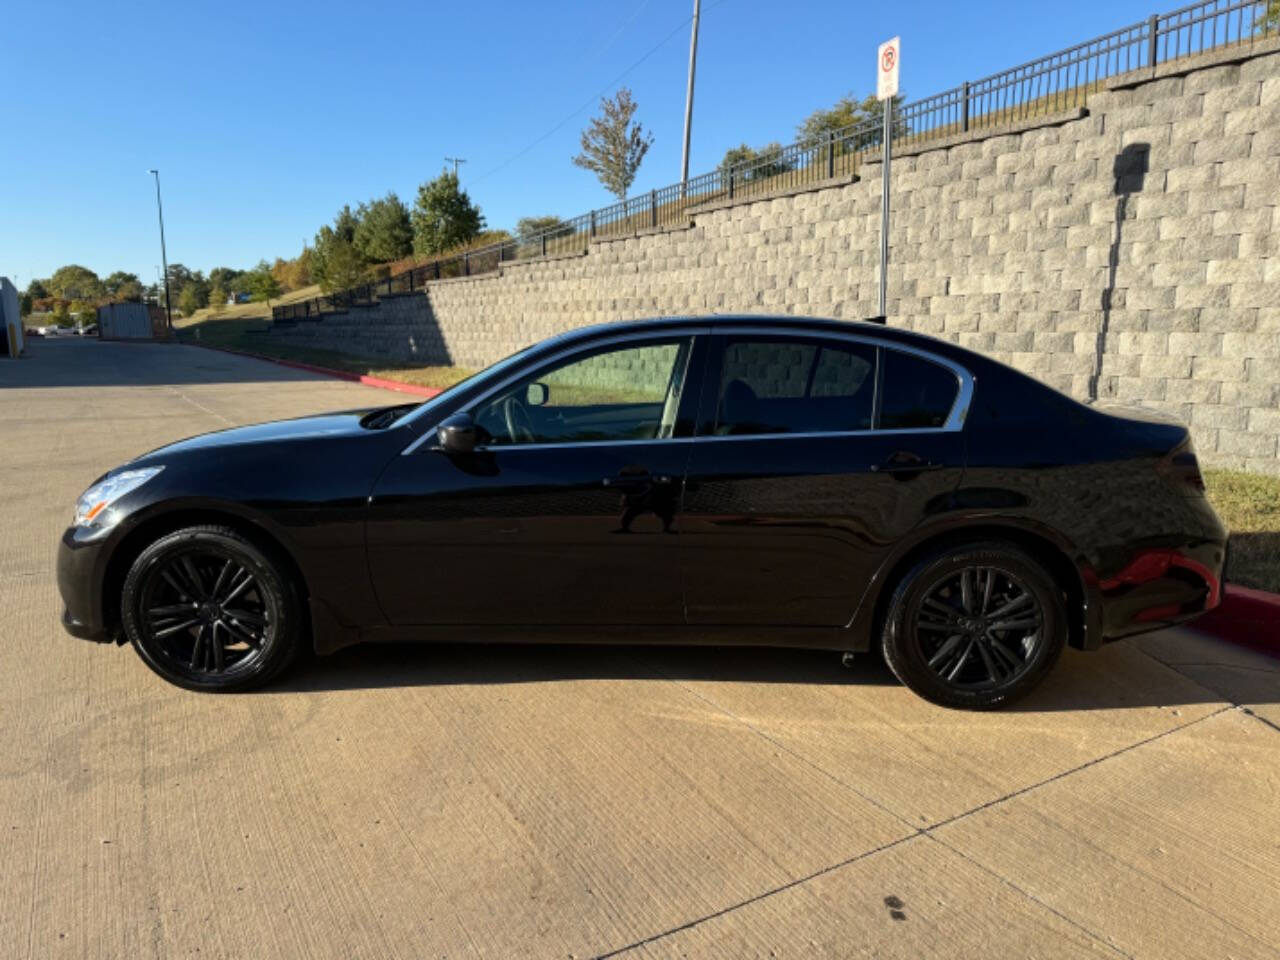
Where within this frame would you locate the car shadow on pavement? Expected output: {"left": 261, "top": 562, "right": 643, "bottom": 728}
{"left": 268, "top": 637, "right": 1270, "bottom": 713}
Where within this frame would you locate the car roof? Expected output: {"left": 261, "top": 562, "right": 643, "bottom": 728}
{"left": 547, "top": 314, "right": 958, "bottom": 355}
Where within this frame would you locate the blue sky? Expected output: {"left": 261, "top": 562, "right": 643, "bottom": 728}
{"left": 2, "top": 0, "right": 1163, "bottom": 285}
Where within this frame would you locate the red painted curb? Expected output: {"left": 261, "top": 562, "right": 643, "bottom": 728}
{"left": 1195, "top": 584, "right": 1280, "bottom": 659}
{"left": 186, "top": 342, "right": 443, "bottom": 399}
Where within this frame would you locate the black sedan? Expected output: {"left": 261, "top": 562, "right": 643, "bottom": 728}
{"left": 58, "top": 316, "right": 1226, "bottom": 708}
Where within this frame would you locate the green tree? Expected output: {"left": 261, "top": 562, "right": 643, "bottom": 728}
{"left": 47, "top": 265, "right": 103, "bottom": 301}
{"left": 353, "top": 193, "right": 413, "bottom": 263}
{"left": 246, "top": 260, "right": 283, "bottom": 307}
{"left": 1262, "top": 0, "right": 1279, "bottom": 31}
{"left": 19, "top": 292, "right": 33, "bottom": 316}
{"left": 313, "top": 237, "right": 369, "bottom": 294}
{"left": 797, "top": 92, "right": 906, "bottom": 154}
{"left": 411, "top": 170, "right": 485, "bottom": 255}
{"left": 207, "top": 267, "right": 244, "bottom": 294}
{"left": 718, "top": 141, "right": 793, "bottom": 181}
{"left": 572, "top": 87, "right": 653, "bottom": 201}
{"left": 50, "top": 302, "right": 72, "bottom": 326}
{"left": 103, "top": 271, "right": 140, "bottom": 297}
{"left": 207, "top": 283, "right": 227, "bottom": 311}
{"left": 25, "top": 279, "right": 48, "bottom": 300}
{"left": 177, "top": 284, "right": 201, "bottom": 317}
{"left": 516, "top": 215, "right": 569, "bottom": 241}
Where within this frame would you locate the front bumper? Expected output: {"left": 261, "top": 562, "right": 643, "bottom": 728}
{"left": 56, "top": 525, "right": 113, "bottom": 643}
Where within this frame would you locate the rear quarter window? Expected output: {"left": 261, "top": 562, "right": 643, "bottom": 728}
{"left": 879, "top": 349, "right": 959, "bottom": 430}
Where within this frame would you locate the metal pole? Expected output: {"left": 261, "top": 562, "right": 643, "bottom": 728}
{"left": 148, "top": 169, "right": 172, "bottom": 330}
{"left": 878, "top": 99, "right": 892, "bottom": 317}
{"left": 445, "top": 157, "right": 466, "bottom": 178}
{"left": 679, "top": 0, "right": 701, "bottom": 194}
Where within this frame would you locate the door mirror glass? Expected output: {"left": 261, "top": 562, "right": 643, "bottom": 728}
{"left": 436, "top": 413, "right": 476, "bottom": 454}
{"left": 525, "top": 382, "right": 549, "bottom": 407}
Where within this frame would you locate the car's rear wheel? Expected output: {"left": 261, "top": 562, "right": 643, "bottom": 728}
{"left": 880, "top": 542, "right": 1066, "bottom": 710}
{"left": 121, "top": 525, "right": 302, "bottom": 692}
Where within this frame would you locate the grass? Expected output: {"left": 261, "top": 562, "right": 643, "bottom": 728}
{"left": 1205, "top": 469, "right": 1280, "bottom": 594}
{"left": 172, "top": 315, "right": 472, "bottom": 391}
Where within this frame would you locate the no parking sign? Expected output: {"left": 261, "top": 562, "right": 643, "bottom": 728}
{"left": 878, "top": 36, "right": 900, "bottom": 100}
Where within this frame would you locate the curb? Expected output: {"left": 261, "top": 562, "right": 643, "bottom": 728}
{"left": 1195, "top": 584, "right": 1280, "bottom": 659}
{"left": 186, "top": 342, "right": 443, "bottom": 399}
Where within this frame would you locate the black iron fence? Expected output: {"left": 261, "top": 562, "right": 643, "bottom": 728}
{"left": 274, "top": 0, "right": 1276, "bottom": 323}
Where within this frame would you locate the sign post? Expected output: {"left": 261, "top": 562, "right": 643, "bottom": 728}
{"left": 876, "top": 36, "right": 899, "bottom": 318}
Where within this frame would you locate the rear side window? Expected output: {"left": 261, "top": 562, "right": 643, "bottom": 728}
{"left": 879, "top": 349, "right": 959, "bottom": 429}
{"left": 715, "top": 338, "right": 876, "bottom": 435}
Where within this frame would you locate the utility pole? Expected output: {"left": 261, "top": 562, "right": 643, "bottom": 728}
{"left": 679, "top": 0, "right": 701, "bottom": 193}
{"left": 147, "top": 169, "right": 172, "bottom": 330}
{"left": 444, "top": 157, "right": 467, "bottom": 178}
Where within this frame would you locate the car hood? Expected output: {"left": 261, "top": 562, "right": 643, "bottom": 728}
{"left": 135, "top": 411, "right": 376, "bottom": 461}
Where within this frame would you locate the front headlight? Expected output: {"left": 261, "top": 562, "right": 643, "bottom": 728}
{"left": 74, "top": 466, "right": 164, "bottom": 527}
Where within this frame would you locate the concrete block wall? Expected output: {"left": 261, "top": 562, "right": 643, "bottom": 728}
{"left": 271, "top": 48, "right": 1280, "bottom": 473}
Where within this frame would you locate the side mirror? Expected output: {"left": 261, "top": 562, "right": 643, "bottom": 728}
{"left": 435, "top": 413, "right": 476, "bottom": 454}
{"left": 526, "top": 382, "right": 549, "bottom": 407}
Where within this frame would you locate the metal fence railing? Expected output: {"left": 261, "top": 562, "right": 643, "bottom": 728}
{"left": 274, "top": 0, "right": 1276, "bottom": 323}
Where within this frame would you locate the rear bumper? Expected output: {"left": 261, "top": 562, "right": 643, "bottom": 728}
{"left": 1092, "top": 540, "right": 1226, "bottom": 642}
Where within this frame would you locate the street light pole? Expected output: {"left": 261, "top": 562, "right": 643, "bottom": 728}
{"left": 679, "top": 0, "right": 701, "bottom": 194}
{"left": 148, "top": 169, "right": 172, "bottom": 331}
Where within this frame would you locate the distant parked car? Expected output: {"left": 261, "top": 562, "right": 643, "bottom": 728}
{"left": 76, "top": 324, "right": 98, "bottom": 337}
{"left": 57, "top": 315, "right": 1226, "bottom": 708}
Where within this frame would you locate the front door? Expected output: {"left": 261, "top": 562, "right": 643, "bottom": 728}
{"left": 680, "top": 332, "right": 967, "bottom": 626}
{"left": 366, "top": 333, "right": 704, "bottom": 626}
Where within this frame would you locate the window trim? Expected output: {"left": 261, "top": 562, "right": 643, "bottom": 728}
{"left": 704, "top": 326, "right": 973, "bottom": 439}
{"left": 400, "top": 327, "right": 710, "bottom": 455}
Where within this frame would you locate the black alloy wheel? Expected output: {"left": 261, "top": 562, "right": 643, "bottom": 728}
{"left": 121, "top": 525, "right": 301, "bottom": 692}
{"left": 881, "top": 543, "right": 1067, "bottom": 709}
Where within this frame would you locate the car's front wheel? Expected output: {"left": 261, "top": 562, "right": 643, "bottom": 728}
{"left": 880, "top": 542, "right": 1067, "bottom": 710}
{"left": 121, "top": 525, "right": 302, "bottom": 692}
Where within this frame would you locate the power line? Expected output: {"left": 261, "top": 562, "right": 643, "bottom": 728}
{"left": 472, "top": 0, "right": 730, "bottom": 186}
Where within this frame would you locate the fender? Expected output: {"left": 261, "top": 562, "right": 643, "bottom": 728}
{"left": 844, "top": 510, "right": 1100, "bottom": 652}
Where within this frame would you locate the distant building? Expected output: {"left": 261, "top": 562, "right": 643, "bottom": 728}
{"left": 1, "top": 276, "right": 23, "bottom": 357}
{"left": 227, "top": 291, "right": 253, "bottom": 304}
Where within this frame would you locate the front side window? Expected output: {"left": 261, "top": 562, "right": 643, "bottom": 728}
{"left": 714, "top": 337, "right": 876, "bottom": 435}
{"left": 473, "top": 338, "right": 692, "bottom": 445}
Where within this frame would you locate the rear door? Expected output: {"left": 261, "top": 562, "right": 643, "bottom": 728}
{"left": 679, "top": 330, "right": 968, "bottom": 626}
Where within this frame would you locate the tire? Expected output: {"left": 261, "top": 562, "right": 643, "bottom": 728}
{"left": 880, "top": 542, "right": 1067, "bottom": 710}
{"left": 121, "top": 525, "right": 303, "bottom": 692}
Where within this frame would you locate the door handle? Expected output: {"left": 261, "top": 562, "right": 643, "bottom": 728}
{"left": 871, "top": 453, "right": 943, "bottom": 474}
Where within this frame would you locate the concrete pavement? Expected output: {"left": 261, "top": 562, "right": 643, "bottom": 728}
{"left": 2, "top": 339, "right": 1277, "bottom": 959}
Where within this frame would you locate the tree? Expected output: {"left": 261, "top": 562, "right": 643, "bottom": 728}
{"left": 25, "top": 279, "right": 48, "bottom": 300}
{"left": 1263, "top": 0, "right": 1280, "bottom": 31}
{"left": 178, "top": 284, "right": 201, "bottom": 317}
{"left": 718, "top": 141, "right": 793, "bottom": 182}
{"left": 246, "top": 260, "right": 282, "bottom": 307}
{"left": 572, "top": 87, "right": 653, "bottom": 201}
{"left": 516, "top": 215, "right": 570, "bottom": 241}
{"left": 19, "top": 292, "right": 32, "bottom": 317}
{"left": 353, "top": 193, "right": 413, "bottom": 263}
{"left": 47, "top": 265, "right": 103, "bottom": 301}
{"left": 797, "top": 92, "right": 906, "bottom": 154}
{"left": 313, "top": 237, "right": 368, "bottom": 294}
{"left": 313, "top": 206, "right": 367, "bottom": 290}
{"left": 411, "top": 170, "right": 485, "bottom": 255}
{"left": 70, "top": 300, "right": 97, "bottom": 327}
{"left": 207, "top": 283, "right": 227, "bottom": 310}
{"left": 207, "top": 266, "right": 244, "bottom": 294}
{"left": 103, "top": 271, "right": 139, "bottom": 296}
